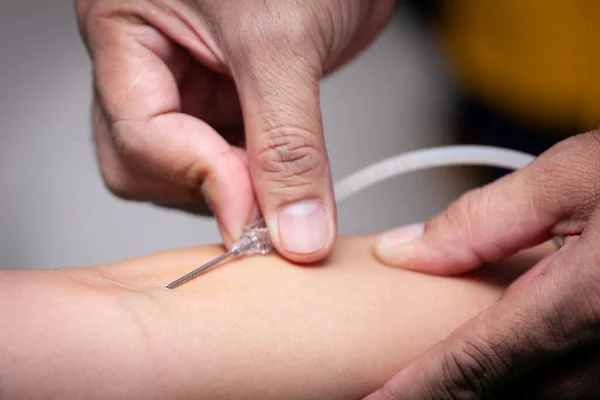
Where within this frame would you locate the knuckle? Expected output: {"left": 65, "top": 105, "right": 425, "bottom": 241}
{"left": 517, "top": 264, "right": 593, "bottom": 351}
{"left": 109, "top": 120, "right": 144, "bottom": 166}
{"left": 109, "top": 123, "right": 131, "bottom": 158}
{"left": 430, "top": 187, "right": 501, "bottom": 263}
{"left": 575, "top": 260, "right": 600, "bottom": 331}
{"left": 437, "top": 187, "right": 486, "bottom": 236}
{"left": 438, "top": 339, "right": 507, "bottom": 399}
{"left": 99, "top": 165, "right": 137, "bottom": 201}
{"left": 533, "top": 132, "right": 600, "bottom": 215}
{"left": 228, "top": 3, "right": 324, "bottom": 68}
{"left": 440, "top": 350, "right": 482, "bottom": 400}
{"left": 542, "top": 131, "right": 599, "bottom": 164}
{"left": 253, "top": 126, "right": 325, "bottom": 195}
{"left": 240, "top": 4, "right": 315, "bottom": 46}
{"left": 547, "top": 250, "right": 600, "bottom": 337}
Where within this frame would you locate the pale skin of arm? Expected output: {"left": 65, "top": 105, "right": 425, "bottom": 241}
{"left": 0, "top": 235, "right": 549, "bottom": 400}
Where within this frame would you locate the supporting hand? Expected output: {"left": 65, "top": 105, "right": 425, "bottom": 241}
{"left": 368, "top": 132, "right": 600, "bottom": 399}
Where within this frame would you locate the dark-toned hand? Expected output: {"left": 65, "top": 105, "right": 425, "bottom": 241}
{"left": 367, "top": 132, "right": 600, "bottom": 399}
{"left": 76, "top": 0, "right": 396, "bottom": 261}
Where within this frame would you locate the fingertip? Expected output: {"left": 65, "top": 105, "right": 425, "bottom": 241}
{"left": 266, "top": 199, "right": 336, "bottom": 263}
{"left": 199, "top": 149, "right": 257, "bottom": 247}
{"left": 373, "top": 223, "right": 481, "bottom": 275}
{"left": 374, "top": 223, "right": 424, "bottom": 269}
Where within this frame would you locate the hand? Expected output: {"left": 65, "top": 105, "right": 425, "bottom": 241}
{"left": 366, "top": 132, "right": 600, "bottom": 399}
{"left": 75, "top": 0, "right": 396, "bottom": 261}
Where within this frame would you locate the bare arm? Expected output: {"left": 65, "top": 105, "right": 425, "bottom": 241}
{"left": 0, "top": 235, "right": 546, "bottom": 399}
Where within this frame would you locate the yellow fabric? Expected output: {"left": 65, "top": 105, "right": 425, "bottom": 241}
{"left": 436, "top": 0, "right": 600, "bottom": 133}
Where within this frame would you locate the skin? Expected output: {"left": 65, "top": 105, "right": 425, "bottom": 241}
{"left": 0, "top": 235, "right": 550, "bottom": 399}
{"left": 76, "top": 0, "right": 397, "bottom": 262}
{"left": 369, "top": 132, "right": 600, "bottom": 399}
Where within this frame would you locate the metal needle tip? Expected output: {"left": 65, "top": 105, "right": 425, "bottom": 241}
{"left": 166, "top": 249, "right": 235, "bottom": 289}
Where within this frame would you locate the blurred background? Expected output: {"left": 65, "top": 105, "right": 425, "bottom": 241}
{"left": 0, "top": 1, "right": 587, "bottom": 270}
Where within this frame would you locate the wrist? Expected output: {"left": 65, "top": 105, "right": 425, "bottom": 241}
{"left": 0, "top": 268, "right": 166, "bottom": 399}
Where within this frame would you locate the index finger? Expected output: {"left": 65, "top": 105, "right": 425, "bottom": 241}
{"left": 84, "top": 10, "right": 256, "bottom": 243}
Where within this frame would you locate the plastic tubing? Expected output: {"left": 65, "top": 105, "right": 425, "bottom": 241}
{"left": 333, "top": 145, "right": 536, "bottom": 203}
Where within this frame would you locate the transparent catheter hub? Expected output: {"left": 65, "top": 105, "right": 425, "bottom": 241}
{"left": 164, "top": 219, "right": 274, "bottom": 289}
{"left": 231, "top": 218, "right": 274, "bottom": 255}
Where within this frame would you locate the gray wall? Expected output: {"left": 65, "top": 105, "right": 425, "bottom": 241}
{"left": 0, "top": 1, "right": 472, "bottom": 270}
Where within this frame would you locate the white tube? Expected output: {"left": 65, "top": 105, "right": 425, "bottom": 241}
{"left": 333, "top": 145, "right": 536, "bottom": 203}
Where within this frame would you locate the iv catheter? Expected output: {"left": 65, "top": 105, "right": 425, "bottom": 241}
{"left": 166, "top": 219, "right": 272, "bottom": 289}
{"left": 165, "top": 145, "right": 536, "bottom": 289}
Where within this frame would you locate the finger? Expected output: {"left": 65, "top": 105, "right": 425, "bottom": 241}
{"left": 230, "top": 21, "right": 336, "bottom": 263}
{"left": 87, "top": 15, "right": 255, "bottom": 245}
{"left": 92, "top": 98, "right": 206, "bottom": 206}
{"left": 501, "top": 234, "right": 579, "bottom": 298}
{"left": 365, "top": 210, "right": 600, "bottom": 400}
{"left": 94, "top": 97, "right": 225, "bottom": 217}
{"left": 500, "top": 251, "right": 557, "bottom": 298}
{"left": 375, "top": 132, "right": 600, "bottom": 275}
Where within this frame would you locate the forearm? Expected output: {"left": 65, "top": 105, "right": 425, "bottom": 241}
{"left": 0, "top": 269, "right": 159, "bottom": 399}
{"left": 0, "top": 235, "right": 535, "bottom": 399}
{"left": 143, "top": 238, "right": 508, "bottom": 399}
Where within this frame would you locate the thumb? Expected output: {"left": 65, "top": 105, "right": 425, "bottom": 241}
{"left": 230, "top": 36, "right": 336, "bottom": 263}
{"left": 374, "top": 162, "right": 563, "bottom": 275}
{"left": 374, "top": 132, "right": 600, "bottom": 274}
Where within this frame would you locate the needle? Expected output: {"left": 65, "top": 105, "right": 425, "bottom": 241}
{"left": 165, "top": 218, "right": 272, "bottom": 289}
{"left": 165, "top": 249, "right": 236, "bottom": 289}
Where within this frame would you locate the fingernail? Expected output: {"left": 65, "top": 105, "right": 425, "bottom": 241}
{"left": 375, "top": 223, "right": 424, "bottom": 266}
{"left": 278, "top": 200, "right": 330, "bottom": 254}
